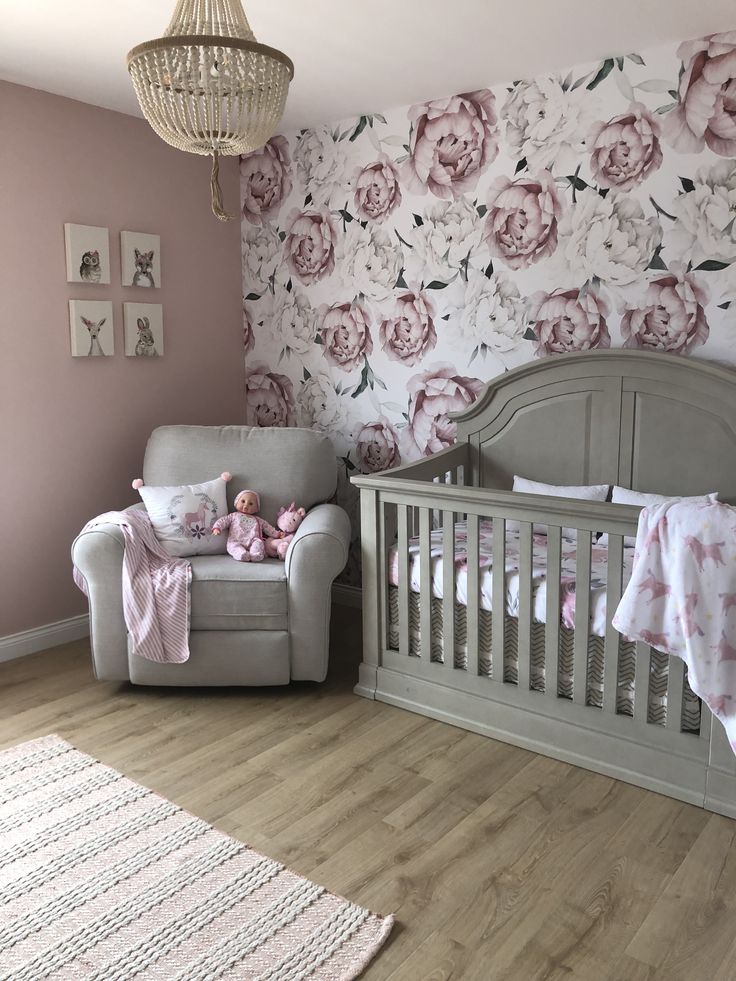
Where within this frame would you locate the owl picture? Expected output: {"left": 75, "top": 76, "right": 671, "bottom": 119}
{"left": 80, "top": 250, "right": 102, "bottom": 283}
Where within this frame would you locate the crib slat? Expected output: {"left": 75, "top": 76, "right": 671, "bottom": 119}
{"left": 573, "top": 531, "right": 592, "bottom": 705}
{"left": 419, "top": 508, "right": 432, "bottom": 660}
{"left": 517, "top": 522, "right": 533, "bottom": 692}
{"left": 466, "top": 513, "right": 480, "bottom": 677}
{"left": 442, "top": 510, "right": 455, "bottom": 671}
{"left": 603, "top": 535, "right": 624, "bottom": 715}
{"left": 492, "top": 518, "right": 506, "bottom": 681}
{"left": 635, "top": 642, "right": 651, "bottom": 723}
{"left": 545, "top": 526, "right": 562, "bottom": 699}
{"left": 397, "top": 506, "right": 410, "bottom": 658}
{"left": 666, "top": 656, "right": 685, "bottom": 731}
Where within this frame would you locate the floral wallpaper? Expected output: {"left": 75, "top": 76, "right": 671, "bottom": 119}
{"left": 240, "top": 31, "right": 736, "bottom": 585}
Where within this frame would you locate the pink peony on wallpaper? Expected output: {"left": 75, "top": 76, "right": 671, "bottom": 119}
{"left": 240, "top": 32, "right": 736, "bottom": 585}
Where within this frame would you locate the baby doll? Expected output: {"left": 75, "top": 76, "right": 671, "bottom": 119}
{"left": 265, "top": 502, "right": 307, "bottom": 560}
{"left": 212, "top": 489, "right": 284, "bottom": 562}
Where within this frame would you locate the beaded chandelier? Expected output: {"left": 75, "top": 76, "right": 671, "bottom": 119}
{"left": 127, "top": 0, "right": 294, "bottom": 221}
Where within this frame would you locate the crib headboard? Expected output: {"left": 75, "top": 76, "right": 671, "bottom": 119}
{"left": 453, "top": 350, "right": 736, "bottom": 501}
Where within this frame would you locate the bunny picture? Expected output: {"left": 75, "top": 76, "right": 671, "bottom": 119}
{"left": 124, "top": 303, "right": 164, "bottom": 357}
{"left": 135, "top": 317, "right": 158, "bottom": 356}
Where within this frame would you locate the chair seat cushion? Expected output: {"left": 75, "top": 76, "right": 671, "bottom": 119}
{"left": 189, "top": 555, "right": 287, "bottom": 631}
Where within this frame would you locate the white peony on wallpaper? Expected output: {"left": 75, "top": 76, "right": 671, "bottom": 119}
{"left": 240, "top": 31, "right": 736, "bottom": 585}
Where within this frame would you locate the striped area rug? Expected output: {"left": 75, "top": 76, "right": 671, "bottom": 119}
{"left": 0, "top": 735, "right": 393, "bottom": 980}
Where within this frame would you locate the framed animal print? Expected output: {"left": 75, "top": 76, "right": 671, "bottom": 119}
{"left": 120, "top": 231, "right": 161, "bottom": 288}
{"left": 64, "top": 223, "right": 111, "bottom": 284}
{"left": 69, "top": 300, "right": 114, "bottom": 357}
{"left": 124, "top": 302, "right": 164, "bottom": 357}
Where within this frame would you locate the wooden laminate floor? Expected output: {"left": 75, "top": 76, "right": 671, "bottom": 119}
{"left": 2, "top": 606, "right": 736, "bottom": 980}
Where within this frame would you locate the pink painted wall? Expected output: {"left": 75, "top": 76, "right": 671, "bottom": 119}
{"left": 0, "top": 81, "right": 244, "bottom": 637}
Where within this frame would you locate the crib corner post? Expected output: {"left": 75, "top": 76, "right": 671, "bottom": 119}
{"left": 356, "top": 487, "right": 381, "bottom": 699}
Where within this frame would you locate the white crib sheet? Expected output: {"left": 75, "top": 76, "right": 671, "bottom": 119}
{"left": 387, "top": 520, "right": 636, "bottom": 638}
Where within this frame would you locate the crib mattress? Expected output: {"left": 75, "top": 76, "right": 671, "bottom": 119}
{"left": 387, "top": 588, "right": 702, "bottom": 732}
{"left": 388, "top": 520, "right": 635, "bottom": 638}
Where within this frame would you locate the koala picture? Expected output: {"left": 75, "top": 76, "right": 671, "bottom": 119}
{"left": 121, "top": 231, "right": 161, "bottom": 288}
{"left": 124, "top": 303, "right": 164, "bottom": 357}
{"left": 64, "top": 224, "right": 110, "bottom": 284}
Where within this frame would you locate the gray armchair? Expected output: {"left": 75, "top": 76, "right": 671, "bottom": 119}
{"left": 72, "top": 425, "right": 350, "bottom": 686}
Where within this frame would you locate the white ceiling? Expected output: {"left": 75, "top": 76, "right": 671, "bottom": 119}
{"left": 0, "top": 1, "right": 734, "bottom": 131}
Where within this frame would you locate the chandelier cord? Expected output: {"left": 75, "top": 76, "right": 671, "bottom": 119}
{"left": 210, "top": 151, "right": 234, "bottom": 222}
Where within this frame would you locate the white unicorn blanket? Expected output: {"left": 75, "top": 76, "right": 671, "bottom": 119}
{"left": 613, "top": 498, "right": 736, "bottom": 755}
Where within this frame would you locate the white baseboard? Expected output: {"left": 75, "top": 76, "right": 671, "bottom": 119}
{"left": 0, "top": 614, "right": 90, "bottom": 663}
{"left": 332, "top": 583, "right": 362, "bottom": 609}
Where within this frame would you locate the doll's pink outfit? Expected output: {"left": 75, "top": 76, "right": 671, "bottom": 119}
{"left": 212, "top": 512, "right": 279, "bottom": 562}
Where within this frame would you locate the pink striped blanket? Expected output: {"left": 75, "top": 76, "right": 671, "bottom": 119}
{"left": 73, "top": 509, "right": 191, "bottom": 663}
{"left": 613, "top": 498, "right": 736, "bottom": 755}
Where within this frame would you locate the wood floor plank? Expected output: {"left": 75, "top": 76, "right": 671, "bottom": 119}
{"left": 1, "top": 603, "right": 735, "bottom": 981}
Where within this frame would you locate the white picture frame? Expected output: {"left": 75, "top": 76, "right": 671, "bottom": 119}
{"left": 124, "top": 302, "right": 164, "bottom": 357}
{"left": 69, "top": 300, "right": 114, "bottom": 357}
{"left": 64, "top": 223, "right": 110, "bottom": 284}
{"left": 121, "top": 231, "right": 161, "bottom": 288}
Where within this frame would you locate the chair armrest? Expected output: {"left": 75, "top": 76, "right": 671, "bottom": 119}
{"left": 71, "top": 504, "right": 145, "bottom": 681}
{"left": 285, "top": 503, "right": 351, "bottom": 681}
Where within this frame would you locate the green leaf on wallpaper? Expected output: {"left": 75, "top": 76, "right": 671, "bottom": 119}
{"left": 561, "top": 69, "right": 573, "bottom": 92}
{"left": 395, "top": 230, "right": 413, "bottom": 249}
{"left": 468, "top": 346, "right": 479, "bottom": 365}
{"left": 413, "top": 214, "right": 424, "bottom": 226}
{"left": 349, "top": 116, "right": 368, "bottom": 142}
{"left": 302, "top": 367, "right": 311, "bottom": 381}
{"left": 524, "top": 328, "right": 537, "bottom": 341}
{"left": 514, "top": 157, "right": 528, "bottom": 174}
{"left": 566, "top": 174, "right": 588, "bottom": 191}
{"left": 616, "top": 56, "right": 624, "bottom": 71}
{"left": 718, "top": 301, "right": 732, "bottom": 310}
{"left": 395, "top": 269, "right": 409, "bottom": 289}
{"left": 245, "top": 292, "right": 260, "bottom": 301}
{"left": 342, "top": 456, "right": 357, "bottom": 472}
{"left": 680, "top": 177, "right": 695, "bottom": 193}
{"left": 654, "top": 102, "right": 678, "bottom": 115}
{"left": 627, "top": 53, "right": 645, "bottom": 66}
{"left": 570, "top": 71, "right": 592, "bottom": 91}
{"left": 425, "top": 280, "right": 449, "bottom": 290}
{"left": 375, "top": 377, "right": 388, "bottom": 390}
{"left": 314, "top": 333, "right": 323, "bottom": 344}
{"left": 286, "top": 278, "right": 293, "bottom": 292}
{"left": 696, "top": 260, "right": 731, "bottom": 271}
{"left": 278, "top": 231, "right": 287, "bottom": 241}
{"left": 441, "top": 314, "right": 451, "bottom": 321}
{"left": 304, "top": 193, "right": 312, "bottom": 206}
{"left": 587, "top": 59, "right": 615, "bottom": 90}
{"left": 669, "top": 90, "right": 679, "bottom": 100}
{"left": 484, "top": 260, "right": 494, "bottom": 279}
{"left": 647, "top": 251, "right": 668, "bottom": 271}
{"left": 339, "top": 209, "right": 354, "bottom": 224}
{"left": 374, "top": 114, "right": 387, "bottom": 124}
{"left": 476, "top": 204, "right": 488, "bottom": 218}
{"left": 351, "top": 363, "right": 370, "bottom": 399}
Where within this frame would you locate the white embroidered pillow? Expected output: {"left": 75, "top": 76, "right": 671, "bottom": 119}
{"left": 507, "top": 475, "right": 610, "bottom": 540}
{"left": 135, "top": 475, "right": 229, "bottom": 557}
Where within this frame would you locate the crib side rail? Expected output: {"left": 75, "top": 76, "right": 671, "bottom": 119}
{"left": 354, "top": 474, "right": 699, "bottom": 747}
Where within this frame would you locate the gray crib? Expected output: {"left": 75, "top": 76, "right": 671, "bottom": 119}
{"left": 353, "top": 350, "right": 736, "bottom": 816}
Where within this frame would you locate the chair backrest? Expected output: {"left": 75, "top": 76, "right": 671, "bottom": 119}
{"left": 142, "top": 426, "right": 337, "bottom": 521}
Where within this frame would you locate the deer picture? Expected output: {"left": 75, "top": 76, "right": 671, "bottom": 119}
{"left": 81, "top": 317, "right": 107, "bottom": 357}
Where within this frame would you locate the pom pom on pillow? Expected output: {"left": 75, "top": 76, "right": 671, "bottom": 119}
{"left": 131, "top": 478, "right": 144, "bottom": 490}
{"left": 221, "top": 471, "right": 232, "bottom": 482}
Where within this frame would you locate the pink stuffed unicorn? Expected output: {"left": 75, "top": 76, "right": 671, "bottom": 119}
{"left": 265, "top": 502, "right": 307, "bottom": 560}
{"left": 212, "top": 489, "right": 283, "bottom": 562}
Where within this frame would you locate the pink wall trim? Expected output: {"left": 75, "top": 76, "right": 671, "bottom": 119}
{"left": 0, "top": 81, "right": 244, "bottom": 637}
